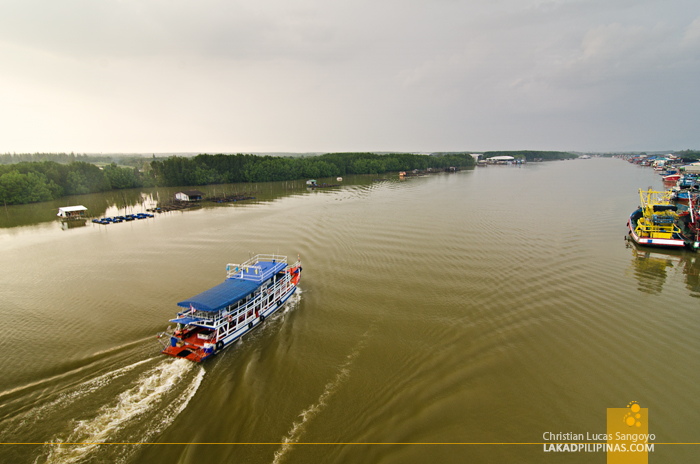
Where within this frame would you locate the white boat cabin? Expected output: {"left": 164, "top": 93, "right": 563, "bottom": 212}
{"left": 175, "top": 190, "right": 205, "bottom": 202}
{"left": 57, "top": 205, "right": 87, "bottom": 219}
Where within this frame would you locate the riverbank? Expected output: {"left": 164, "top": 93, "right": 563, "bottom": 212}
{"left": 0, "top": 152, "right": 477, "bottom": 206}
{"left": 0, "top": 173, "right": 405, "bottom": 230}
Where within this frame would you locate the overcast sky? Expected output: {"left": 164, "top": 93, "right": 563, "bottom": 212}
{"left": 1, "top": 0, "right": 699, "bottom": 153}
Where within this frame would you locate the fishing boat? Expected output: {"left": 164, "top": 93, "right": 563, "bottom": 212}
{"left": 677, "top": 193, "right": 700, "bottom": 250}
{"left": 677, "top": 174, "right": 699, "bottom": 189}
{"left": 672, "top": 191, "right": 693, "bottom": 201}
{"left": 628, "top": 189, "right": 686, "bottom": 248}
{"left": 669, "top": 175, "right": 700, "bottom": 202}
{"left": 157, "top": 254, "right": 301, "bottom": 362}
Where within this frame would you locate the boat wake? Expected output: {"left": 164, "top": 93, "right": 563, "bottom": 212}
{"left": 281, "top": 287, "right": 302, "bottom": 317}
{"left": 33, "top": 358, "right": 204, "bottom": 464}
{"left": 1, "top": 358, "right": 155, "bottom": 437}
{"left": 0, "top": 338, "right": 155, "bottom": 408}
{"left": 271, "top": 328, "right": 367, "bottom": 464}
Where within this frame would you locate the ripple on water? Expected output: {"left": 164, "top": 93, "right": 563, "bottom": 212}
{"left": 2, "top": 162, "right": 700, "bottom": 463}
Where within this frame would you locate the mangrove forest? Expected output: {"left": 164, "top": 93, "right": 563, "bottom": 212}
{"left": 0, "top": 152, "right": 476, "bottom": 205}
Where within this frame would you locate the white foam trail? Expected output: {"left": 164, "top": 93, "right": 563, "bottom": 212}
{"left": 88, "top": 336, "right": 156, "bottom": 358}
{"left": 45, "top": 359, "right": 203, "bottom": 464}
{"left": 282, "top": 288, "right": 301, "bottom": 315}
{"left": 3, "top": 358, "right": 155, "bottom": 438}
{"left": 272, "top": 334, "right": 365, "bottom": 464}
{"left": 0, "top": 352, "right": 153, "bottom": 402}
{"left": 114, "top": 364, "right": 205, "bottom": 464}
{"left": 153, "top": 364, "right": 205, "bottom": 434}
{"left": 247, "top": 287, "right": 301, "bottom": 340}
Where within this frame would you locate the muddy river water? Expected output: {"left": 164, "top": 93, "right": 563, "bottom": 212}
{"left": 0, "top": 158, "right": 698, "bottom": 463}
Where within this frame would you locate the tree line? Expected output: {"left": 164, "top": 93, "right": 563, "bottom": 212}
{"left": 673, "top": 150, "right": 700, "bottom": 160}
{"left": 0, "top": 162, "right": 153, "bottom": 205}
{"left": 0, "top": 152, "right": 475, "bottom": 205}
{"left": 149, "top": 152, "right": 475, "bottom": 186}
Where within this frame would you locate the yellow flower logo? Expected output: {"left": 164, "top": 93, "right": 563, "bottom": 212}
{"left": 623, "top": 401, "right": 642, "bottom": 427}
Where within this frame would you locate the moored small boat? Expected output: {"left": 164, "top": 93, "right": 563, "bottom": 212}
{"left": 157, "top": 254, "right": 301, "bottom": 362}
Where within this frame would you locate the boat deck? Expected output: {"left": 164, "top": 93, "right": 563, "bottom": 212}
{"left": 162, "top": 344, "right": 210, "bottom": 362}
{"left": 175, "top": 327, "right": 215, "bottom": 347}
{"left": 161, "top": 327, "right": 217, "bottom": 361}
{"left": 183, "top": 332, "right": 214, "bottom": 347}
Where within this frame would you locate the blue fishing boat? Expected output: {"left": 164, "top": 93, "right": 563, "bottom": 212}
{"left": 157, "top": 254, "right": 302, "bottom": 362}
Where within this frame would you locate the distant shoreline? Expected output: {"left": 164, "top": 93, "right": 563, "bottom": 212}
{"left": 1, "top": 152, "right": 482, "bottom": 206}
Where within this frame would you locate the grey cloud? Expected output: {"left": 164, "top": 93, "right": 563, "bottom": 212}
{"left": 0, "top": 0, "right": 699, "bottom": 152}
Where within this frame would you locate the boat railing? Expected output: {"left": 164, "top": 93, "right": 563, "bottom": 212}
{"left": 639, "top": 188, "right": 674, "bottom": 208}
{"left": 226, "top": 254, "right": 287, "bottom": 279}
{"left": 160, "top": 262, "right": 298, "bottom": 357}
{"left": 636, "top": 221, "right": 681, "bottom": 236}
{"left": 208, "top": 273, "right": 294, "bottom": 339}
{"left": 284, "top": 259, "right": 300, "bottom": 271}
{"left": 181, "top": 271, "right": 295, "bottom": 334}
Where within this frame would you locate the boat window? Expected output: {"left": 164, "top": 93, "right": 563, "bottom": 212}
{"left": 238, "top": 315, "right": 245, "bottom": 324}
{"left": 247, "top": 310, "right": 253, "bottom": 318}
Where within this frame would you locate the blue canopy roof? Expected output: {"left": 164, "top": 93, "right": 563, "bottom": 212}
{"left": 227, "top": 260, "right": 287, "bottom": 282}
{"left": 169, "top": 316, "right": 203, "bottom": 325}
{"left": 177, "top": 278, "right": 261, "bottom": 312}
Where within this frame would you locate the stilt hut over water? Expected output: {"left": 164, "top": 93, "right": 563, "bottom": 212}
{"left": 175, "top": 190, "right": 205, "bottom": 202}
{"left": 57, "top": 205, "right": 87, "bottom": 220}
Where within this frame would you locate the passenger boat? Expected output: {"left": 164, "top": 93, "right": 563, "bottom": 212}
{"left": 157, "top": 254, "right": 301, "bottom": 362}
{"left": 628, "top": 189, "right": 686, "bottom": 248}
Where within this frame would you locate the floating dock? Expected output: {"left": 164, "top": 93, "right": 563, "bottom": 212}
{"left": 92, "top": 213, "right": 153, "bottom": 225}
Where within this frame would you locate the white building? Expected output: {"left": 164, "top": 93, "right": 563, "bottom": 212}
{"left": 57, "top": 205, "right": 87, "bottom": 219}
{"left": 487, "top": 155, "right": 516, "bottom": 164}
{"left": 175, "top": 190, "right": 204, "bottom": 201}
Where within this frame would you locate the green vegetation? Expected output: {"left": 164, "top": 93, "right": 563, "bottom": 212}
{"left": 483, "top": 151, "right": 576, "bottom": 161}
{"left": 675, "top": 150, "right": 700, "bottom": 160}
{"left": 149, "top": 152, "right": 475, "bottom": 187}
{"left": 0, "top": 152, "right": 475, "bottom": 205}
{"left": 0, "top": 161, "right": 153, "bottom": 205}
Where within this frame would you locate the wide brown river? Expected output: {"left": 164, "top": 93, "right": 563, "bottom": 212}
{"left": 1, "top": 158, "right": 698, "bottom": 463}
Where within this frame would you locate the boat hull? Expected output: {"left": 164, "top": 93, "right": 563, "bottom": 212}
{"left": 628, "top": 211, "right": 686, "bottom": 248}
